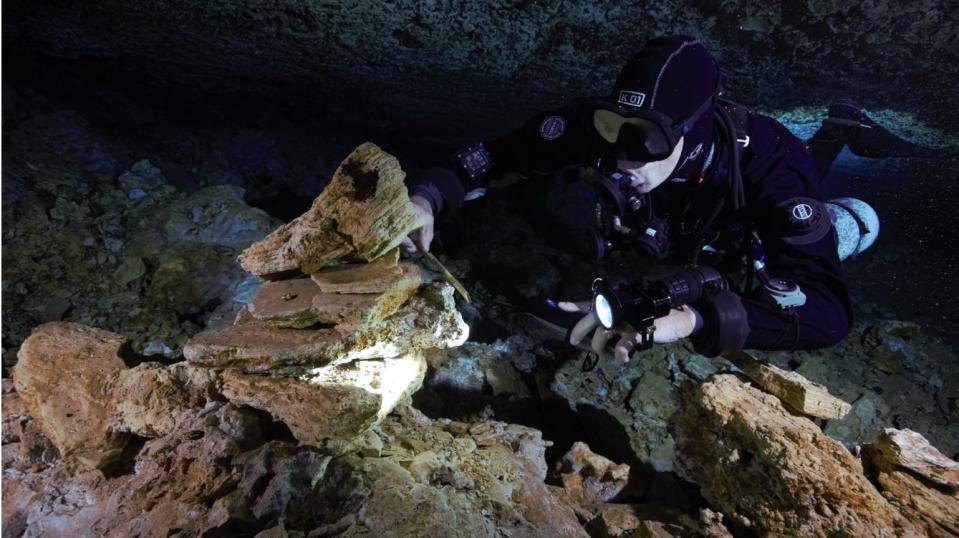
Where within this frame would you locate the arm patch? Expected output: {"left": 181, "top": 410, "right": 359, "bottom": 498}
{"left": 777, "top": 197, "right": 832, "bottom": 245}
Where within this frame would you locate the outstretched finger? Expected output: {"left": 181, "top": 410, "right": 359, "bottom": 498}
{"left": 591, "top": 327, "right": 614, "bottom": 356}
{"left": 613, "top": 334, "right": 637, "bottom": 364}
{"left": 401, "top": 236, "right": 418, "bottom": 254}
{"left": 569, "top": 313, "right": 598, "bottom": 345}
{"left": 418, "top": 226, "right": 434, "bottom": 253}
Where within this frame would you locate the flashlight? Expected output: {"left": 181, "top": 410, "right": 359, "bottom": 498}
{"left": 590, "top": 266, "right": 726, "bottom": 351}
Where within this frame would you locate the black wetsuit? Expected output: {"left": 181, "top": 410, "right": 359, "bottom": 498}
{"left": 410, "top": 99, "right": 854, "bottom": 353}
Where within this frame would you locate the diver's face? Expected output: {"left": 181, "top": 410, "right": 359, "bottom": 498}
{"left": 616, "top": 136, "right": 684, "bottom": 193}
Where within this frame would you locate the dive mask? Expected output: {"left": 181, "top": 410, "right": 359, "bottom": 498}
{"left": 592, "top": 92, "right": 714, "bottom": 162}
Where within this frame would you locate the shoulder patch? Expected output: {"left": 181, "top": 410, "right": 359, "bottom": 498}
{"left": 539, "top": 115, "right": 566, "bottom": 141}
{"left": 778, "top": 197, "right": 831, "bottom": 245}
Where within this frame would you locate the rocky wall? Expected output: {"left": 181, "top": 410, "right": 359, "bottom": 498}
{"left": 5, "top": 0, "right": 958, "bottom": 145}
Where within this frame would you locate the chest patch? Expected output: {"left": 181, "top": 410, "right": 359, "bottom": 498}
{"left": 539, "top": 116, "right": 566, "bottom": 140}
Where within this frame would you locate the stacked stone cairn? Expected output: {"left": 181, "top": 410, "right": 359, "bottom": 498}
{"left": 181, "top": 142, "right": 469, "bottom": 454}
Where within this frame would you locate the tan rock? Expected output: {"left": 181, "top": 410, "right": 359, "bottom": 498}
{"left": 864, "top": 428, "right": 959, "bottom": 536}
{"left": 310, "top": 248, "right": 403, "bottom": 293}
{"left": 867, "top": 428, "right": 959, "bottom": 489}
{"left": 185, "top": 283, "right": 468, "bottom": 371}
{"left": 311, "top": 263, "right": 421, "bottom": 326}
{"left": 183, "top": 321, "right": 343, "bottom": 370}
{"left": 726, "top": 351, "right": 851, "bottom": 419}
{"left": 247, "top": 277, "right": 324, "bottom": 328}
{"left": 12, "top": 322, "right": 131, "bottom": 473}
{"left": 110, "top": 362, "right": 220, "bottom": 438}
{"left": 221, "top": 352, "right": 426, "bottom": 453}
{"left": 558, "top": 442, "right": 630, "bottom": 519}
{"left": 238, "top": 143, "right": 428, "bottom": 278}
{"left": 675, "top": 374, "right": 916, "bottom": 536}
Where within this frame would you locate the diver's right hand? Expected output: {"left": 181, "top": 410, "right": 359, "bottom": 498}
{"left": 402, "top": 194, "right": 435, "bottom": 254}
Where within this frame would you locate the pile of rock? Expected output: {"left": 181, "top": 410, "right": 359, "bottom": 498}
{"left": 179, "top": 143, "right": 467, "bottom": 455}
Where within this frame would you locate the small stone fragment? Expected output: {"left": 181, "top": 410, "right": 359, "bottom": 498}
{"left": 726, "top": 351, "right": 851, "bottom": 419}
{"left": 863, "top": 428, "right": 959, "bottom": 535}
{"left": 558, "top": 442, "right": 630, "bottom": 519}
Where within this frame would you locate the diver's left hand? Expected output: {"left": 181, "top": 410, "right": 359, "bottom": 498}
{"left": 566, "top": 303, "right": 699, "bottom": 363}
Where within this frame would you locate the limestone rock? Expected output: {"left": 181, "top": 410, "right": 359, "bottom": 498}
{"left": 12, "top": 322, "right": 132, "bottom": 473}
{"left": 868, "top": 428, "right": 959, "bottom": 489}
{"left": 221, "top": 352, "right": 427, "bottom": 453}
{"left": 110, "top": 362, "right": 221, "bottom": 438}
{"left": 726, "top": 351, "right": 851, "bottom": 419}
{"left": 557, "top": 442, "right": 630, "bottom": 520}
{"left": 675, "top": 374, "right": 915, "bottom": 536}
{"left": 2, "top": 383, "right": 58, "bottom": 473}
{"left": 327, "top": 405, "right": 588, "bottom": 537}
{"left": 864, "top": 428, "right": 959, "bottom": 536}
{"left": 310, "top": 262, "right": 421, "bottom": 326}
{"left": 426, "top": 335, "right": 541, "bottom": 399}
{"left": 238, "top": 143, "right": 428, "bottom": 278}
{"left": 309, "top": 247, "right": 402, "bottom": 293}
{"left": 183, "top": 321, "right": 343, "bottom": 371}
{"left": 185, "top": 283, "right": 468, "bottom": 371}
{"left": 2, "top": 403, "right": 327, "bottom": 537}
{"left": 248, "top": 277, "right": 325, "bottom": 328}
{"left": 550, "top": 344, "right": 712, "bottom": 472}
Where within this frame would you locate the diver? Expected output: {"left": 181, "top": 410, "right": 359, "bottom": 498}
{"left": 401, "top": 35, "right": 931, "bottom": 363}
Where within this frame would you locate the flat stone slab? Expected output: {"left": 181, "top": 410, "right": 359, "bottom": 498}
{"left": 248, "top": 277, "right": 324, "bottom": 328}
{"left": 185, "top": 283, "right": 469, "bottom": 372}
{"left": 183, "top": 321, "right": 342, "bottom": 371}
{"left": 311, "top": 263, "right": 421, "bottom": 326}
{"left": 310, "top": 251, "right": 407, "bottom": 294}
{"left": 726, "top": 351, "right": 851, "bottom": 419}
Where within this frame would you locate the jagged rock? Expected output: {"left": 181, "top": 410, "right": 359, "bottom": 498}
{"left": 2, "top": 382, "right": 58, "bottom": 473}
{"left": 238, "top": 143, "right": 428, "bottom": 279}
{"left": 675, "top": 374, "right": 916, "bottom": 536}
{"left": 12, "top": 322, "right": 132, "bottom": 473}
{"left": 185, "top": 283, "right": 468, "bottom": 372}
{"left": 863, "top": 428, "right": 959, "bottom": 535}
{"left": 221, "top": 352, "right": 427, "bottom": 453}
{"left": 557, "top": 442, "right": 629, "bottom": 520}
{"left": 160, "top": 184, "right": 277, "bottom": 249}
{"left": 588, "top": 509, "right": 678, "bottom": 538}
{"left": 2, "top": 402, "right": 327, "bottom": 536}
{"left": 550, "top": 344, "right": 723, "bottom": 472}
{"left": 248, "top": 277, "right": 325, "bottom": 328}
{"left": 426, "top": 335, "right": 547, "bottom": 400}
{"left": 310, "top": 263, "right": 421, "bottom": 326}
{"left": 726, "top": 351, "right": 851, "bottom": 419}
{"left": 310, "top": 248, "right": 402, "bottom": 293}
{"left": 313, "top": 405, "right": 588, "bottom": 537}
{"left": 110, "top": 362, "right": 220, "bottom": 438}
{"left": 757, "top": 322, "right": 959, "bottom": 455}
